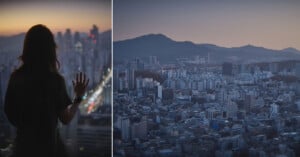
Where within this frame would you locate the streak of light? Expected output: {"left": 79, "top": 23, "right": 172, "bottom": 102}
{"left": 79, "top": 68, "right": 112, "bottom": 115}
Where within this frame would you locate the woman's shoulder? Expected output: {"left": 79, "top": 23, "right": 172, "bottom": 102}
{"left": 11, "top": 67, "right": 62, "bottom": 78}
{"left": 10, "top": 67, "right": 24, "bottom": 79}
{"left": 52, "top": 72, "right": 65, "bottom": 81}
{"left": 8, "top": 67, "right": 27, "bottom": 87}
{"left": 49, "top": 72, "right": 67, "bottom": 85}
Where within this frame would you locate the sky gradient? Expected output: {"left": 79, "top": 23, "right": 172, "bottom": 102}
{"left": 0, "top": 0, "right": 111, "bottom": 36}
{"left": 114, "top": 0, "right": 300, "bottom": 50}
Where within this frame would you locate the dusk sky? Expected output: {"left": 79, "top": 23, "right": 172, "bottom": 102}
{"left": 114, "top": 0, "right": 300, "bottom": 50}
{"left": 0, "top": 0, "right": 111, "bottom": 36}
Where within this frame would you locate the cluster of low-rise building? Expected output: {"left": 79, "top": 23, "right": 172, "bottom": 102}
{"left": 114, "top": 58, "right": 300, "bottom": 157}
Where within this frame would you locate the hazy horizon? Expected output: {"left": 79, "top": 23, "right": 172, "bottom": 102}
{"left": 0, "top": 27, "right": 112, "bottom": 37}
{"left": 114, "top": 0, "right": 300, "bottom": 50}
{"left": 0, "top": 0, "right": 111, "bottom": 36}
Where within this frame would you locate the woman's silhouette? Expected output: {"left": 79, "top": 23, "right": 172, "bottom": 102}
{"left": 4, "top": 24, "right": 89, "bottom": 157}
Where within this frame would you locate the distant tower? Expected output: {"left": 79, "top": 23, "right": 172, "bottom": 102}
{"left": 90, "top": 25, "right": 99, "bottom": 45}
{"left": 74, "top": 31, "right": 81, "bottom": 44}
{"left": 74, "top": 41, "right": 84, "bottom": 71}
{"left": 121, "top": 117, "right": 130, "bottom": 141}
{"left": 128, "top": 61, "right": 137, "bottom": 89}
{"left": 113, "top": 67, "right": 119, "bottom": 90}
{"left": 157, "top": 85, "right": 162, "bottom": 99}
{"left": 149, "top": 56, "right": 158, "bottom": 65}
{"left": 103, "top": 84, "right": 112, "bottom": 105}
{"left": 149, "top": 56, "right": 153, "bottom": 65}
{"left": 64, "top": 28, "right": 73, "bottom": 52}
{"left": 245, "top": 94, "right": 255, "bottom": 112}
{"left": 135, "top": 58, "right": 144, "bottom": 70}
{"left": 56, "top": 32, "right": 64, "bottom": 52}
{"left": 75, "top": 42, "right": 83, "bottom": 53}
{"left": 128, "top": 68, "right": 135, "bottom": 90}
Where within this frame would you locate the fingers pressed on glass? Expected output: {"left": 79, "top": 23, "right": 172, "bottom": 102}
{"left": 76, "top": 73, "right": 79, "bottom": 83}
{"left": 85, "top": 79, "right": 89, "bottom": 87}
{"left": 80, "top": 72, "right": 83, "bottom": 83}
{"left": 83, "top": 73, "right": 86, "bottom": 83}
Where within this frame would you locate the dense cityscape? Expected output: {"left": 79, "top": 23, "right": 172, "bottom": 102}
{"left": 0, "top": 25, "right": 112, "bottom": 157}
{"left": 113, "top": 55, "right": 300, "bottom": 157}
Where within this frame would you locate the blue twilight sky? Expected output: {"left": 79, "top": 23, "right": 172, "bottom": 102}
{"left": 113, "top": 0, "right": 300, "bottom": 50}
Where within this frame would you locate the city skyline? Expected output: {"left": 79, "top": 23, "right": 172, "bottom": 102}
{"left": 0, "top": 3, "right": 112, "bottom": 155}
{"left": 0, "top": 0, "right": 111, "bottom": 36}
{"left": 114, "top": 0, "right": 300, "bottom": 50}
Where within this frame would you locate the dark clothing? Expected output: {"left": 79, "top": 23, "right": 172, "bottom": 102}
{"left": 4, "top": 66, "right": 72, "bottom": 157}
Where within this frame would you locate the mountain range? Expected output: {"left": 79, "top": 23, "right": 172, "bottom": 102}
{"left": 114, "top": 34, "right": 300, "bottom": 64}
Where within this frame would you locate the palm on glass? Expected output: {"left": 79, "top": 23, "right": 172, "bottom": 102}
{"left": 72, "top": 72, "right": 89, "bottom": 98}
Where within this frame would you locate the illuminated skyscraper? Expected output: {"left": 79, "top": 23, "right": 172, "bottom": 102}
{"left": 89, "top": 25, "right": 99, "bottom": 45}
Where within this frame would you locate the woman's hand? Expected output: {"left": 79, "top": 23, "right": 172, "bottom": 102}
{"left": 72, "top": 72, "right": 89, "bottom": 98}
{"left": 60, "top": 72, "right": 89, "bottom": 124}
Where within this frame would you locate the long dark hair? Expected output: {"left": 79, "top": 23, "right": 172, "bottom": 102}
{"left": 20, "top": 24, "right": 60, "bottom": 72}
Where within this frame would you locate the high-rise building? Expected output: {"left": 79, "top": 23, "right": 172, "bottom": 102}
{"left": 74, "top": 42, "right": 83, "bottom": 54}
{"left": 74, "top": 31, "right": 81, "bottom": 44}
{"left": 118, "top": 77, "right": 128, "bottom": 91}
{"left": 217, "top": 88, "right": 228, "bottom": 104}
{"left": 245, "top": 94, "right": 256, "bottom": 111}
{"left": 113, "top": 68, "right": 119, "bottom": 90}
{"left": 136, "top": 77, "right": 143, "bottom": 90}
{"left": 56, "top": 32, "right": 64, "bottom": 52}
{"left": 270, "top": 103, "right": 279, "bottom": 118}
{"left": 121, "top": 117, "right": 130, "bottom": 141}
{"left": 128, "top": 61, "right": 137, "bottom": 89}
{"left": 103, "top": 83, "right": 112, "bottom": 105}
{"left": 149, "top": 56, "right": 158, "bottom": 65}
{"left": 64, "top": 28, "right": 73, "bottom": 52}
{"left": 128, "top": 69, "right": 135, "bottom": 89}
{"left": 206, "top": 108, "right": 219, "bottom": 120}
{"left": 225, "top": 101, "right": 238, "bottom": 119}
{"left": 89, "top": 25, "right": 99, "bottom": 46}
{"left": 135, "top": 58, "right": 144, "bottom": 70}
{"left": 157, "top": 85, "right": 162, "bottom": 99}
